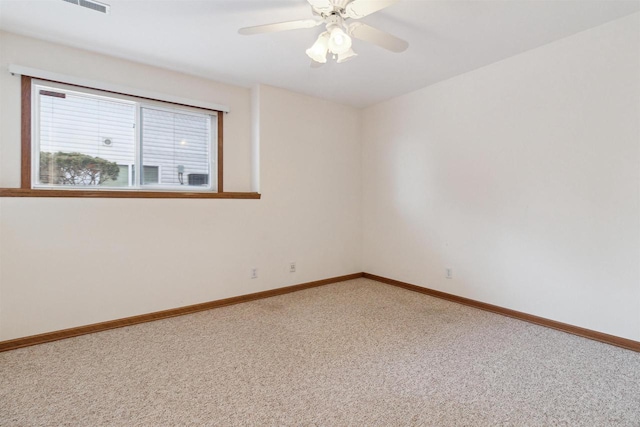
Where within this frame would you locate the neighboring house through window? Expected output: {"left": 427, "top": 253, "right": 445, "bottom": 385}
{"left": 34, "top": 80, "right": 215, "bottom": 191}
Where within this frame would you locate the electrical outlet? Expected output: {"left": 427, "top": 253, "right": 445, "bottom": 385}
{"left": 289, "top": 262, "right": 296, "bottom": 273}
{"left": 446, "top": 268, "right": 453, "bottom": 279}
{"left": 251, "top": 268, "right": 258, "bottom": 279}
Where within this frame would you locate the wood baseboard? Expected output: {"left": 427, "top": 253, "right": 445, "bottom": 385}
{"left": 0, "top": 273, "right": 364, "bottom": 352}
{"left": 4, "top": 272, "right": 637, "bottom": 354}
{"left": 363, "top": 273, "right": 640, "bottom": 352}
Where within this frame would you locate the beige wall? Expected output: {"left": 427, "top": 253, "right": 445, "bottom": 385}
{"left": 0, "top": 32, "right": 362, "bottom": 340}
{"left": 362, "top": 13, "right": 640, "bottom": 341}
{"left": 2, "top": 13, "right": 639, "bottom": 343}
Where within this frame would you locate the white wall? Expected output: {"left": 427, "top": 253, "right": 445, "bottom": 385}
{"left": 362, "top": 13, "right": 640, "bottom": 341}
{"left": 0, "top": 32, "right": 362, "bottom": 340}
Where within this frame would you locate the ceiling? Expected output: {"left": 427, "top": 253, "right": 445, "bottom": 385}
{"left": 1, "top": 0, "right": 638, "bottom": 107}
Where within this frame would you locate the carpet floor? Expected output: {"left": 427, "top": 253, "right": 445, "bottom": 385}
{"left": 1, "top": 278, "right": 639, "bottom": 426}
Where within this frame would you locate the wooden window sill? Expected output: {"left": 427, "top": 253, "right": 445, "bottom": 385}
{"left": 0, "top": 188, "right": 261, "bottom": 199}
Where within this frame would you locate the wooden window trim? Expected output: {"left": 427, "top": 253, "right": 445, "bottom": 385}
{"left": 0, "top": 75, "right": 260, "bottom": 200}
{"left": 0, "top": 188, "right": 260, "bottom": 199}
{"left": 21, "top": 75, "right": 31, "bottom": 189}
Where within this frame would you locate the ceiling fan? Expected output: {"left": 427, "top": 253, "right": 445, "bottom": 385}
{"left": 238, "top": 0, "right": 408, "bottom": 65}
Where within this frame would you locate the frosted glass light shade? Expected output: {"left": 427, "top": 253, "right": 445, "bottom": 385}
{"left": 306, "top": 32, "right": 329, "bottom": 63}
{"left": 328, "top": 27, "right": 352, "bottom": 55}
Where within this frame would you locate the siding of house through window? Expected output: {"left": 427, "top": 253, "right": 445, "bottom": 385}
{"left": 141, "top": 107, "right": 211, "bottom": 186}
{"left": 37, "top": 85, "right": 213, "bottom": 188}
{"left": 39, "top": 90, "right": 136, "bottom": 180}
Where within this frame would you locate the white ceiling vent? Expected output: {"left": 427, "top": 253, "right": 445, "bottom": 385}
{"left": 62, "top": 0, "right": 110, "bottom": 14}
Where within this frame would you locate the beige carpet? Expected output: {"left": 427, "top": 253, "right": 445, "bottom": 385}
{"left": 1, "top": 278, "right": 639, "bottom": 426}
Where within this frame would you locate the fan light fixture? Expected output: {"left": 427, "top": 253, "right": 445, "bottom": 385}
{"left": 307, "top": 24, "right": 355, "bottom": 64}
{"left": 240, "top": 0, "right": 409, "bottom": 67}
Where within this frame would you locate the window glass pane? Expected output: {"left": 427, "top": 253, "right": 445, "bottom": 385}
{"left": 141, "top": 107, "right": 211, "bottom": 187}
{"left": 38, "top": 87, "right": 136, "bottom": 187}
{"left": 143, "top": 166, "right": 160, "bottom": 184}
{"left": 102, "top": 164, "right": 130, "bottom": 187}
{"left": 34, "top": 83, "right": 216, "bottom": 192}
{"left": 131, "top": 165, "right": 160, "bottom": 185}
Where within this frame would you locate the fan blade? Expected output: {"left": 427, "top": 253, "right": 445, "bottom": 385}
{"left": 345, "top": 0, "right": 399, "bottom": 19}
{"left": 349, "top": 22, "right": 408, "bottom": 52}
{"left": 310, "top": 60, "right": 325, "bottom": 68}
{"left": 239, "top": 19, "right": 322, "bottom": 35}
{"left": 307, "top": 0, "right": 333, "bottom": 14}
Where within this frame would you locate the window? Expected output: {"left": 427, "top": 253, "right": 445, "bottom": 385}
{"left": 33, "top": 80, "right": 216, "bottom": 191}
{"left": 0, "top": 74, "right": 259, "bottom": 199}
